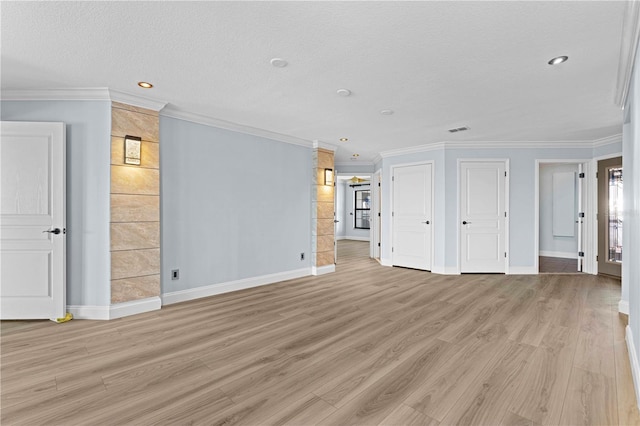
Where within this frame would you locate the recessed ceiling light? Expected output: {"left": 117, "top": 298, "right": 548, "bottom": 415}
{"left": 270, "top": 58, "right": 288, "bottom": 68}
{"left": 137, "top": 81, "right": 153, "bottom": 89}
{"left": 352, "top": 153, "right": 359, "bottom": 157}
{"left": 548, "top": 56, "right": 568, "bottom": 65}
{"left": 381, "top": 109, "right": 394, "bottom": 115}
{"left": 336, "top": 88, "right": 351, "bottom": 97}
{"left": 339, "top": 137, "right": 349, "bottom": 142}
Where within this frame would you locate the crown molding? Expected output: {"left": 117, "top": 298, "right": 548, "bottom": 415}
{"left": 378, "top": 139, "right": 612, "bottom": 159}
{"left": 592, "top": 133, "right": 623, "bottom": 148}
{"left": 161, "top": 106, "right": 312, "bottom": 148}
{"left": 615, "top": 0, "right": 640, "bottom": 108}
{"left": 0, "top": 87, "right": 168, "bottom": 111}
{"left": 379, "top": 142, "right": 446, "bottom": 158}
{"left": 0, "top": 87, "right": 111, "bottom": 101}
{"left": 109, "top": 89, "right": 167, "bottom": 112}
{"left": 312, "top": 140, "right": 338, "bottom": 152}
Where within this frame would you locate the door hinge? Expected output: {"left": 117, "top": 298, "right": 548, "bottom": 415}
{"left": 378, "top": 212, "right": 381, "bottom": 217}
{"left": 596, "top": 255, "right": 599, "bottom": 261}
{"left": 578, "top": 251, "right": 584, "bottom": 257}
{"left": 596, "top": 172, "right": 598, "bottom": 179}
{"left": 579, "top": 212, "right": 585, "bottom": 218}
{"left": 505, "top": 171, "right": 507, "bottom": 177}
{"left": 378, "top": 182, "right": 381, "bottom": 187}
{"left": 378, "top": 242, "right": 381, "bottom": 247}
{"left": 392, "top": 247, "right": 394, "bottom": 253}
{"left": 579, "top": 172, "right": 585, "bottom": 178}
{"left": 504, "top": 211, "right": 507, "bottom": 217}
{"left": 392, "top": 176, "right": 395, "bottom": 181}
{"left": 504, "top": 252, "right": 507, "bottom": 258}
{"left": 392, "top": 212, "right": 394, "bottom": 217}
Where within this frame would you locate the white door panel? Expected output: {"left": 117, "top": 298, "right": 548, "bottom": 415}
{"left": 461, "top": 161, "right": 506, "bottom": 273}
{"left": 1, "top": 121, "right": 66, "bottom": 320}
{"left": 392, "top": 163, "right": 432, "bottom": 270}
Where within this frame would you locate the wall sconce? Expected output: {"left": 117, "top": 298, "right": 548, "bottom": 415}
{"left": 124, "top": 135, "right": 141, "bottom": 165}
{"left": 324, "top": 168, "right": 333, "bottom": 186}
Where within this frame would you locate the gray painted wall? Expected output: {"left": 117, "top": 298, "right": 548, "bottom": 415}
{"left": 624, "top": 42, "right": 640, "bottom": 383}
{"left": 159, "top": 116, "right": 312, "bottom": 294}
{"left": 539, "top": 163, "right": 579, "bottom": 257}
{"left": 1, "top": 100, "right": 112, "bottom": 306}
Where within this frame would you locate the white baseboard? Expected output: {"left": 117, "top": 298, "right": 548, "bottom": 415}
{"left": 336, "top": 236, "right": 346, "bottom": 240}
{"left": 110, "top": 296, "right": 161, "bottom": 319}
{"left": 539, "top": 250, "right": 578, "bottom": 259}
{"left": 430, "top": 265, "right": 445, "bottom": 275}
{"left": 342, "top": 236, "right": 370, "bottom": 242}
{"left": 626, "top": 326, "right": 640, "bottom": 410}
{"left": 67, "top": 296, "right": 162, "bottom": 320}
{"left": 312, "top": 264, "right": 335, "bottom": 276}
{"left": 619, "top": 300, "right": 630, "bottom": 315}
{"left": 162, "top": 267, "right": 311, "bottom": 306}
{"left": 509, "top": 266, "right": 538, "bottom": 275}
{"left": 380, "top": 258, "right": 393, "bottom": 267}
{"left": 443, "top": 266, "right": 460, "bottom": 275}
{"left": 67, "top": 305, "right": 110, "bottom": 320}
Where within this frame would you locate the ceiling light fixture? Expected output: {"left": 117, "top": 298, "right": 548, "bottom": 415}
{"left": 548, "top": 56, "right": 568, "bottom": 65}
{"left": 339, "top": 137, "right": 349, "bottom": 142}
{"left": 352, "top": 153, "right": 359, "bottom": 157}
{"left": 381, "top": 109, "right": 394, "bottom": 115}
{"left": 137, "top": 82, "right": 153, "bottom": 89}
{"left": 336, "top": 88, "right": 351, "bottom": 97}
{"left": 270, "top": 58, "right": 288, "bottom": 68}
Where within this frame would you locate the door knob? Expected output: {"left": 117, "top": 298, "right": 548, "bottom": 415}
{"left": 462, "top": 221, "right": 470, "bottom": 225}
{"left": 421, "top": 221, "right": 430, "bottom": 224}
{"left": 334, "top": 220, "right": 340, "bottom": 223}
{"left": 43, "top": 228, "right": 61, "bottom": 235}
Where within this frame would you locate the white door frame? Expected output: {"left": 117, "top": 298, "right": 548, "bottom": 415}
{"left": 534, "top": 159, "right": 593, "bottom": 274}
{"left": 371, "top": 169, "right": 382, "bottom": 259}
{"left": 390, "top": 161, "right": 435, "bottom": 270}
{"left": 457, "top": 159, "right": 510, "bottom": 274}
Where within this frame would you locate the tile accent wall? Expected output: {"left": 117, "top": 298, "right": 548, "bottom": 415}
{"left": 312, "top": 148, "right": 335, "bottom": 268}
{"left": 110, "top": 102, "right": 160, "bottom": 303}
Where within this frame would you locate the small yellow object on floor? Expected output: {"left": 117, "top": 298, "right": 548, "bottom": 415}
{"left": 54, "top": 312, "right": 73, "bottom": 323}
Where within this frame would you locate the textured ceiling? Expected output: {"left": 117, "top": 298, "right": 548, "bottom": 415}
{"left": 0, "top": 1, "right": 627, "bottom": 163}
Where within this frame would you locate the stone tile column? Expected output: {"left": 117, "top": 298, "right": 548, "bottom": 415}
{"left": 312, "top": 143, "right": 336, "bottom": 275}
{"left": 110, "top": 102, "right": 161, "bottom": 303}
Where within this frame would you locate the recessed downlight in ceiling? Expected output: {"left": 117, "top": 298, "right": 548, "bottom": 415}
{"left": 137, "top": 81, "right": 153, "bottom": 89}
{"left": 448, "top": 126, "right": 469, "bottom": 133}
{"left": 381, "top": 109, "right": 394, "bottom": 115}
{"left": 352, "top": 153, "right": 359, "bottom": 157}
{"left": 339, "top": 137, "right": 349, "bottom": 142}
{"left": 548, "top": 56, "right": 568, "bottom": 65}
{"left": 336, "top": 88, "right": 351, "bottom": 97}
{"left": 270, "top": 58, "right": 288, "bottom": 68}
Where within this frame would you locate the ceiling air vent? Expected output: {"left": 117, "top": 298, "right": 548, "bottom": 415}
{"left": 448, "top": 126, "right": 469, "bottom": 133}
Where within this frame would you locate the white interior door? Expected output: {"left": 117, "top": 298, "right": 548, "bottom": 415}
{"left": 460, "top": 161, "right": 506, "bottom": 273}
{"left": 392, "top": 163, "right": 432, "bottom": 270}
{"left": 1, "top": 121, "right": 66, "bottom": 320}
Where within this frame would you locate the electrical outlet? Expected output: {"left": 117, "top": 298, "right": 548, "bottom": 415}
{"left": 171, "top": 269, "right": 179, "bottom": 280}
{"left": 300, "top": 252, "right": 305, "bottom": 261}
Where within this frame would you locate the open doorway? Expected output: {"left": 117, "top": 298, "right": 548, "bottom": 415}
{"left": 335, "top": 175, "right": 371, "bottom": 263}
{"left": 537, "top": 161, "right": 588, "bottom": 274}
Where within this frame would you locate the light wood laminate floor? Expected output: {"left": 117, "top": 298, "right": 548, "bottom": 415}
{"left": 2, "top": 240, "right": 639, "bottom": 425}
